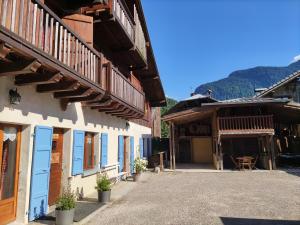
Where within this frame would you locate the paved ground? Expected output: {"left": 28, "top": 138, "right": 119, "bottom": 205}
{"left": 86, "top": 171, "right": 300, "bottom": 225}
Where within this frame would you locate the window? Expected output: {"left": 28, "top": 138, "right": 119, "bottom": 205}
{"left": 84, "top": 133, "right": 95, "bottom": 170}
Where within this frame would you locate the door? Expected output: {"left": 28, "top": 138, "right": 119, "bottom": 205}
{"left": 0, "top": 125, "right": 21, "bottom": 225}
{"left": 48, "top": 128, "right": 64, "bottom": 206}
{"left": 29, "top": 126, "right": 53, "bottom": 221}
{"left": 179, "top": 139, "right": 192, "bottom": 163}
{"left": 192, "top": 137, "right": 213, "bottom": 163}
{"left": 124, "top": 136, "right": 129, "bottom": 173}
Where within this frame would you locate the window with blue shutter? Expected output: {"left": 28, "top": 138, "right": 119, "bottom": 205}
{"left": 139, "top": 137, "right": 143, "bottom": 158}
{"left": 29, "top": 126, "right": 53, "bottom": 221}
{"left": 130, "top": 137, "right": 134, "bottom": 174}
{"left": 101, "top": 133, "right": 108, "bottom": 168}
{"left": 72, "top": 130, "right": 85, "bottom": 176}
{"left": 118, "top": 135, "right": 124, "bottom": 172}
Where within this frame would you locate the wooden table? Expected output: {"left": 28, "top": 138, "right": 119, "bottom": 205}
{"left": 236, "top": 156, "right": 254, "bottom": 170}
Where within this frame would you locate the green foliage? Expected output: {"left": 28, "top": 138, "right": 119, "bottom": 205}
{"left": 161, "top": 97, "right": 178, "bottom": 138}
{"left": 195, "top": 61, "right": 300, "bottom": 100}
{"left": 95, "top": 175, "right": 111, "bottom": 192}
{"left": 56, "top": 186, "right": 76, "bottom": 211}
{"left": 134, "top": 158, "right": 148, "bottom": 173}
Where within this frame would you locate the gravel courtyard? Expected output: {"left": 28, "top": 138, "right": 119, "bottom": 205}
{"left": 86, "top": 171, "right": 300, "bottom": 225}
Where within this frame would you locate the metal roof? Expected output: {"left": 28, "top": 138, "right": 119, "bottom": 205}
{"left": 254, "top": 71, "right": 300, "bottom": 98}
{"left": 202, "top": 97, "right": 290, "bottom": 106}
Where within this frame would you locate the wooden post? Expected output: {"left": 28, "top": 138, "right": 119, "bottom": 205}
{"left": 219, "top": 139, "right": 224, "bottom": 170}
{"left": 270, "top": 135, "right": 276, "bottom": 170}
{"left": 215, "top": 139, "right": 220, "bottom": 170}
{"left": 267, "top": 135, "right": 273, "bottom": 170}
{"left": 169, "top": 122, "right": 173, "bottom": 170}
{"left": 172, "top": 123, "right": 176, "bottom": 170}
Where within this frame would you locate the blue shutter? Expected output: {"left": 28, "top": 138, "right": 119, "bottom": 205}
{"left": 139, "top": 137, "right": 143, "bottom": 158}
{"left": 118, "top": 135, "right": 124, "bottom": 172}
{"left": 72, "top": 130, "right": 85, "bottom": 175}
{"left": 29, "top": 126, "right": 53, "bottom": 221}
{"left": 130, "top": 137, "right": 134, "bottom": 174}
{"left": 101, "top": 133, "right": 108, "bottom": 168}
{"left": 143, "top": 138, "right": 147, "bottom": 158}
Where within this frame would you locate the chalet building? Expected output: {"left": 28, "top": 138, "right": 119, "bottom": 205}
{"left": 0, "top": 0, "right": 166, "bottom": 224}
{"left": 163, "top": 71, "right": 300, "bottom": 171}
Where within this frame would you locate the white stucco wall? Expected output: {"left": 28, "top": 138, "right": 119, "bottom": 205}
{"left": 0, "top": 76, "right": 151, "bottom": 224}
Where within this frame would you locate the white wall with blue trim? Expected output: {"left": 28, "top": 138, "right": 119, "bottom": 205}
{"left": 0, "top": 77, "right": 152, "bottom": 224}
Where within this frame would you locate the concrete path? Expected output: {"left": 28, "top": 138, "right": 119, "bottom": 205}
{"left": 85, "top": 171, "right": 300, "bottom": 225}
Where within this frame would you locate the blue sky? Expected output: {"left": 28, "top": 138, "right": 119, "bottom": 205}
{"left": 141, "top": 0, "right": 300, "bottom": 100}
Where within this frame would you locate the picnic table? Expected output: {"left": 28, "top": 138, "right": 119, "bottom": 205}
{"left": 236, "top": 156, "right": 255, "bottom": 170}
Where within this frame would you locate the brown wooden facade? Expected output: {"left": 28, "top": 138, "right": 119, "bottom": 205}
{"left": 0, "top": 0, "right": 166, "bottom": 124}
{"left": 164, "top": 73, "right": 300, "bottom": 170}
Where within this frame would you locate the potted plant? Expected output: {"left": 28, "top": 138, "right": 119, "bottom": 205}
{"left": 95, "top": 175, "right": 112, "bottom": 203}
{"left": 133, "top": 158, "right": 148, "bottom": 181}
{"left": 55, "top": 187, "right": 76, "bottom": 225}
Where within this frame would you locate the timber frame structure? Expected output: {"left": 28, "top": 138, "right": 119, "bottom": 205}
{"left": 164, "top": 72, "right": 300, "bottom": 170}
{"left": 0, "top": 0, "right": 166, "bottom": 124}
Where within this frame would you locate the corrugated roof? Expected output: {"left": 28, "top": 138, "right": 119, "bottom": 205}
{"left": 255, "top": 71, "right": 300, "bottom": 98}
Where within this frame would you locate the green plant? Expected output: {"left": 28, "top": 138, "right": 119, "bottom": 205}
{"left": 134, "top": 158, "right": 148, "bottom": 173}
{"left": 56, "top": 186, "right": 76, "bottom": 211}
{"left": 95, "top": 175, "right": 111, "bottom": 192}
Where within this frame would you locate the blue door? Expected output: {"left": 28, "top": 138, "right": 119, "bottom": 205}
{"left": 101, "top": 133, "right": 108, "bottom": 168}
{"left": 72, "top": 130, "right": 85, "bottom": 176}
{"left": 118, "top": 135, "right": 124, "bottom": 172}
{"left": 139, "top": 137, "right": 143, "bottom": 158}
{"left": 130, "top": 137, "right": 134, "bottom": 174}
{"left": 29, "top": 126, "right": 53, "bottom": 221}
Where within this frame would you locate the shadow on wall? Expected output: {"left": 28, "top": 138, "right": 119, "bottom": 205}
{"left": 0, "top": 76, "right": 130, "bottom": 131}
{"left": 220, "top": 217, "right": 300, "bottom": 225}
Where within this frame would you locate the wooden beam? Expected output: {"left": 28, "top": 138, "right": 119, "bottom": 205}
{"left": 110, "top": 106, "right": 130, "bottom": 115}
{"left": 54, "top": 88, "right": 94, "bottom": 99}
{"left": 68, "top": 93, "right": 104, "bottom": 103}
{"left": 0, "top": 60, "right": 41, "bottom": 76}
{"left": 0, "top": 43, "right": 12, "bottom": 60}
{"left": 15, "top": 72, "right": 63, "bottom": 86}
{"left": 85, "top": 99, "right": 113, "bottom": 108}
{"left": 37, "top": 81, "right": 80, "bottom": 93}
{"left": 103, "top": 105, "right": 126, "bottom": 114}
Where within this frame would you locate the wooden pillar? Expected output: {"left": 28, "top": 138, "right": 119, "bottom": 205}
{"left": 270, "top": 135, "right": 276, "bottom": 170}
{"left": 215, "top": 139, "right": 220, "bottom": 170}
{"left": 171, "top": 123, "right": 176, "bottom": 170}
{"left": 169, "top": 123, "right": 173, "bottom": 170}
{"left": 219, "top": 138, "right": 224, "bottom": 170}
{"left": 267, "top": 135, "right": 273, "bottom": 170}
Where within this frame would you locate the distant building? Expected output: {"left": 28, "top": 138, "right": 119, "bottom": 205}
{"left": 163, "top": 71, "right": 300, "bottom": 170}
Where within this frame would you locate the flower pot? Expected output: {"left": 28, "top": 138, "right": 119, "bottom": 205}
{"left": 98, "top": 190, "right": 111, "bottom": 203}
{"left": 133, "top": 172, "right": 141, "bottom": 182}
{"left": 55, "top": 208, "right": 75, "bottom": 225}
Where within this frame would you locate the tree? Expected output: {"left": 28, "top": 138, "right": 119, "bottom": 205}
{"left": 161, "top": 97, "right": 178, "bottom": 138}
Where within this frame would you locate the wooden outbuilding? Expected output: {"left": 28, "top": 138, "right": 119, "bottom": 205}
{"left": 163, "top": 72, "right": 300, "bottom": 170}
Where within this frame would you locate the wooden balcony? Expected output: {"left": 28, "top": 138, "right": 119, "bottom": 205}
{"left": 82, "top": 0, "right": 147, "bottom": 69}
{"left": 0, "top": 0, "right": 144, "bottom": 119}
{"left": 218, "top": 115, "right": 274, "bottom": 136}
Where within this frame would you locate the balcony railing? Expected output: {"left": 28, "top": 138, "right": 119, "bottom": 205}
{"left": 0, "top": 0, "right": 145, "bottom": 115}
{"left": 0, "top": 0, "right": 103, "bottom": 85}
{"left": 112, "top": 0, "right": 134, "bottom": 41}
{"left": 109, "top": 66, "right": 145, "bottom": 112}
{"left": 218, "top": 115, "right": 274, "bottom": 134}
{"left": 134, "top": 5, "right": 147, "bottom": 62}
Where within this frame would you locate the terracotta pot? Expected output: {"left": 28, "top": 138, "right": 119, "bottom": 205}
{"left": 133, "top": 172, "right": 141, "bottom": 182}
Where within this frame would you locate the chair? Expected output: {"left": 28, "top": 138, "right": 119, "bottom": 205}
{"left": 230, "top": 155, "right": 240, "bottom": 170}
{"left": 251, "top": 155, "right": 259, "bottom": 170}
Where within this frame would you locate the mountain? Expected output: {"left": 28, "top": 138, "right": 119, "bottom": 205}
{"left": 195, "top": 60, "right": 300, "bottom": 100}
